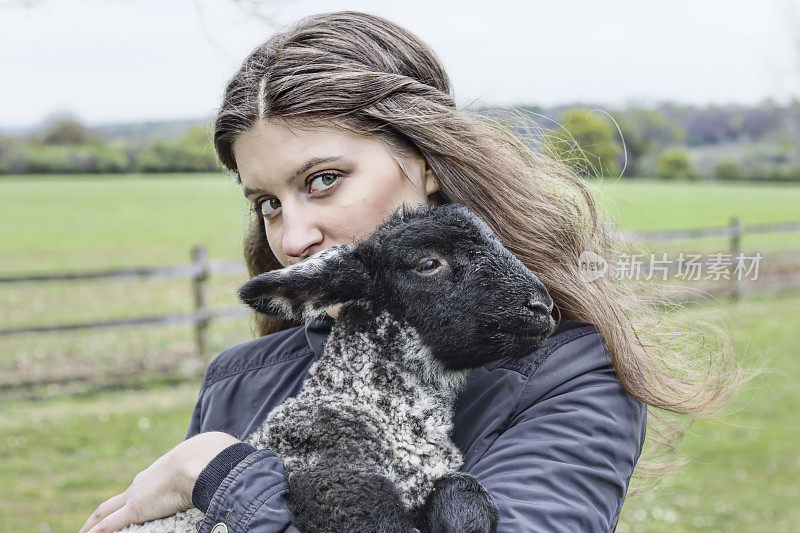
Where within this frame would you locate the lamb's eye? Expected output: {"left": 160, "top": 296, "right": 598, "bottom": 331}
{"left": 415, "top": 258, "right": 441, "bottom": 273}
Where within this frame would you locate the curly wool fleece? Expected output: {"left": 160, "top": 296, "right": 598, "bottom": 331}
{"left": 118, "top": 309, "right": 466, "bottom": 533}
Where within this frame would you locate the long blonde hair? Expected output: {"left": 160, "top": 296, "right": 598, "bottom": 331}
{"left": 213, "top": 10, "right": 747, "bottom": 488}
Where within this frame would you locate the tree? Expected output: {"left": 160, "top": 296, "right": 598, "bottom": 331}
{"left": 543, "top": 108, "right": 622, "bottom": 178}
{"left": 713, "top": 159, "right": 741, "bottom": 180}
{"left": 135, "top": 125, "right": 218, "bottom": 172}
{"left": 615, "top": 108, "right": 684, "bottom": 177}
{"left": 40, "top": 113, "right": 90, "bottom": 145}
{"left": 656, "top": 148, "right": 697, "bottom": 180}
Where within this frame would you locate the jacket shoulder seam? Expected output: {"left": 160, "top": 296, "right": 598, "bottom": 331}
{"left": 204, "top": 346, "right": 314, "bottom": 389}
{"left": 489, "top": 324, "right": 599, "bottom": 378}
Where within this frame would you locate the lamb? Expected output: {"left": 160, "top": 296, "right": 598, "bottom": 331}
{"left": 117, "top": 202, "right": 555, "bottom": 533}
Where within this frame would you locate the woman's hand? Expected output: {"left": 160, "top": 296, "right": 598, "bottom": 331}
{"left": 79, "top": 431, "right": 242, "bottom": 533}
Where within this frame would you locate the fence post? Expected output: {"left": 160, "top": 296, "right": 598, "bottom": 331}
{"left": 729, "top": 217, "right": 742, "bottom": 302}
{"left": 191, "top": 245, "right": 210, "bottom": 357}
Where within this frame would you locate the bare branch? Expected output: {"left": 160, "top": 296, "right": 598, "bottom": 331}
{"left": 228, "top": 0, "right": 295, "bottom": 30}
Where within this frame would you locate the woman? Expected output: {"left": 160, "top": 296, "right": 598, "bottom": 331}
{"left": 81, "top": 11, "right": 743, "bottom": 533}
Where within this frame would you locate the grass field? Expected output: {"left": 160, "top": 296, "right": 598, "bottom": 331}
{"left": 0, "top": 174, "right": 248, "bottom": 273}
{"left": 616, "top": 290, "right": 800, "bottom": 532}
{"left": 588, "top": 178, "right": 800, "bottom": 230}
{"left": 587, "top": 178, "right": 800, "bottom": 257}
{"left": 2, "top": 174, "right": 800, "bottom": 273}
{"left": 1, "top": 175, "right": 797, "bottom": 384}
{"left": 1, "top": 174, "right": 799, "bottom": 531}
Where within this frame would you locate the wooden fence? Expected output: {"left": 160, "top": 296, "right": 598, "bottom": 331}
{"left": 0, "top": 245, "right": 249, "bottom": 356}
{"left": 606, "top": 217, "right": 800, "bottom": 302}
{"left": 1, "top": 219, "right": 799, "bottom": 392}
{"left": 2, "top": 218, "right": 800, "bottom": 342}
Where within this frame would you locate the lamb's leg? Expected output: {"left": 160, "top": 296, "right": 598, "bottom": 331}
{"left": 412, "top": 472, "right": 499, "bottom": 533}
{"left": 287, "top": 463, "right": 417, "bottom": 533}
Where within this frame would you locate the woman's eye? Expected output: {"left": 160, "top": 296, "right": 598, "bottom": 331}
{"left": 254, "top": 172, "right": 339, "bottom": 220}
{"left": 308, "top": 172, "right": 339, "bottom": 193}
{"left": 415, "top": 258, "right": 441, "bottom": 273}
{"left": 257, "top": 197, "right": 281, "bottom": 218}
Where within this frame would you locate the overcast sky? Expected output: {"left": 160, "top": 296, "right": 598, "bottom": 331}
{"left": 2, "top": 0, "right": 799, "bottom": 128}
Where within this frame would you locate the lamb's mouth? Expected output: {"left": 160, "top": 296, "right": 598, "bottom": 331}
{"left": 495, "top": 327, "right": 549, "bottom": 340}
{"left": 514, "top": 331, "right": 550, "bottom": 343}
{"left": 501, "top": 313, "right": 555, "bottom": 336}
{"left": 512, "top": 335, "right": 546, "bottom": 355}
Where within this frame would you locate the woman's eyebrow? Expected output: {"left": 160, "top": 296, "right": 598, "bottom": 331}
{"left": 243, "top": 155, "right": 344, "bottom": 197}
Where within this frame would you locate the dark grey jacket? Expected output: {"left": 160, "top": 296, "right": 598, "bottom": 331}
{"left": 185, "top": 314, "right": 647, "bottom": 532}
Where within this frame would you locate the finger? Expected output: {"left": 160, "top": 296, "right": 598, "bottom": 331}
{"left": 87, "top": 505, "right": 137, "bottom": 533}
{"left": 79, "top": 493, "right": 127, "bottom": 533}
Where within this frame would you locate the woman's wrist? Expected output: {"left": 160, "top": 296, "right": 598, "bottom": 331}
{"left": 181, "top": 432, "right": 243, "bottom": 499}
{"left": 191, "top": 440, "right": 257, "bottom": 513}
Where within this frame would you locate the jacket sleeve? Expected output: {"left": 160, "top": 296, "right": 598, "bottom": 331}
{"left": 195, "top": 448, "right": 302, "bottom": 533}
{"left": 185, "top": 384, "right": 204, "bottom": 440}
{"left": 461, "top": 330, "right": 648, "bottom": 532}
{"left": 184, "top": 368, "right": 302, "bottom": 532}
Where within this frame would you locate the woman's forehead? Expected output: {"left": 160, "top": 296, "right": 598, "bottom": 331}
{"left": 233, "top": 119, "right": 393, "bottom": 190}
{"left": 235, "top": 119, "right": 379, "bottom": 158}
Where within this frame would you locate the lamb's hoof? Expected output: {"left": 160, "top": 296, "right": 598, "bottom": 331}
{"left": 414, "top": 472, "right": 499, "bottom": 533}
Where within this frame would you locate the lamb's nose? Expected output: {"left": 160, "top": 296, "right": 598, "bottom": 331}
{"left": 526, "top": 293, "right": 553, "bottom": 315}
{"left": 525, "top": 301, "right": 550, "bottom": 314}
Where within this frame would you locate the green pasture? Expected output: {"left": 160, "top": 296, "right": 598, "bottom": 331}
{"left": 588, "top": 178, "right": 800, "bottom": 230}
{"left": 1, "top": 175, "right": 797, "bottom": 382}
{"left": 0, "top": 174, "right": 254, "bottom": 382}
{"left": 1, "top": 175, "right": 800, "bottom": 274}
{"left": 0, "top": 289, "right": 796, "bottom": 531}
{"left": 0, "top": 174, "right": 247, "bottom": 273}
{"left": 586, "top": 178, "right": 800, "bottom": 256}
{"left": 616, "top": 289, "right": 800, "bottom": 532}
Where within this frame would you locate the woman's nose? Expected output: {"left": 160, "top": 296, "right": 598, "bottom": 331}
{"left": 281, "top": 202, "right": 324, "bottom": 260}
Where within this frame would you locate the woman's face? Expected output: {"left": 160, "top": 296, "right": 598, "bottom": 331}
{"left": 234, "top": 116, "right": 442, "bottom": 266}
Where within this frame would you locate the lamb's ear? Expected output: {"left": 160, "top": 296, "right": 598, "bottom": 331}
{"left": 237, "top": 245, "right": 369, "bottom": 321}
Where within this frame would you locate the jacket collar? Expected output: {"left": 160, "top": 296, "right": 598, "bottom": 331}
{"left": 304, "top": 311, "right": 335, "bottom": 359}
{"left": 303, "top": 313, "right": 588, "bottom": 363}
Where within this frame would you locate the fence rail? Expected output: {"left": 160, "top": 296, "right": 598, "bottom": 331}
{"left": 0, "top": 259, "right": 245, "bottom": 284}
{"left": 2, "top": 219, "right": 800, "bottom": 394}
{"left": 0, "top": 307, "right": 248, "bottom": 336}
{"left": 604, "top": 217, "right": 800, "bottom": 300}
{"left": 0, "top": 246, "right": 248, "bottom": 355}
{"left": 613, "top": 218, "right": 800, "bottom": 242}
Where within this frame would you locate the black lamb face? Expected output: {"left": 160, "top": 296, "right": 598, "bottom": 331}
{"left": 358, "top": 203, "right": 556, "bottom": 371}
{"left": 237, "top": 202, "right": 556, "bottom": 372}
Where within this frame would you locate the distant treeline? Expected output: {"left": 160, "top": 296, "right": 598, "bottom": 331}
{"left": 2, "top": 99, "right": 800, "bottom": 180}
{"left": 492, "top": 99, "right": 800, "bottom": 181}
{"left": 0, "top": 119, "right": 218, "bottom": 175}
